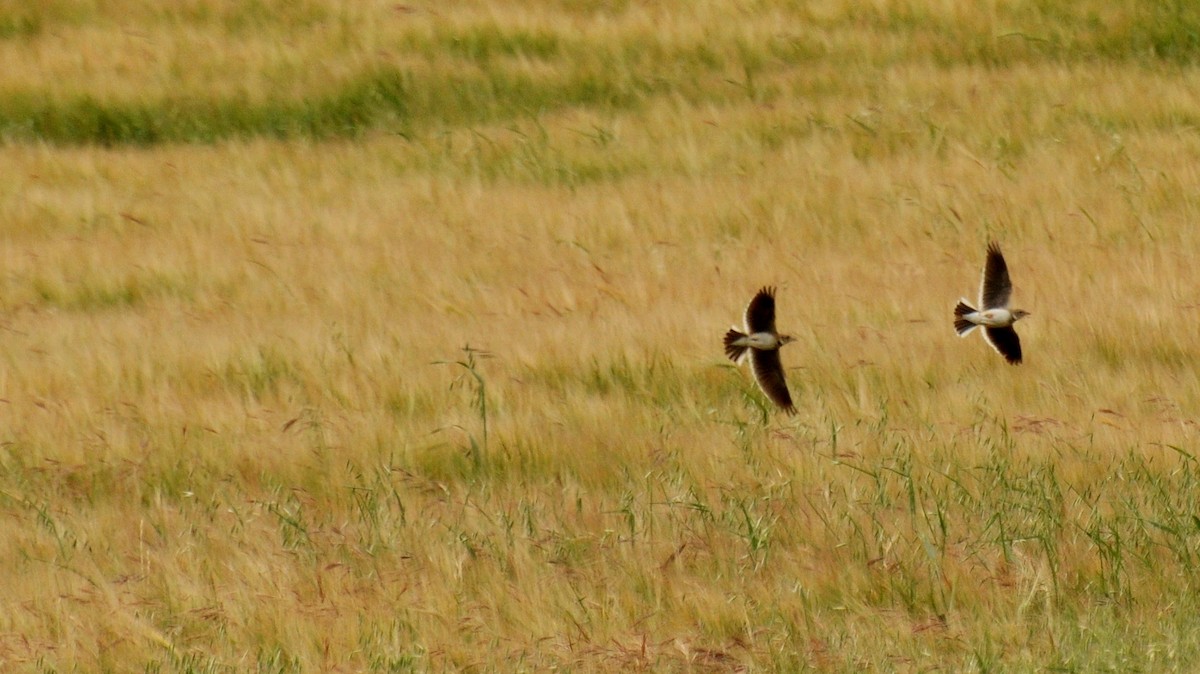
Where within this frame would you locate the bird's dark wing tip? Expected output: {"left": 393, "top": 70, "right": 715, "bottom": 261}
{"left": 749, "top": 349, "right": 795, "bottom": 413}
{"left": 744, "top": 286, "right": 780, "bottom": 333}
{"left": 984, "top": 326, "right": 1023, "bottom": 365}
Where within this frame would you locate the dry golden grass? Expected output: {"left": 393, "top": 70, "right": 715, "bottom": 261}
{"left": 2, "top": 1, "right": 1200, "bottom": 671}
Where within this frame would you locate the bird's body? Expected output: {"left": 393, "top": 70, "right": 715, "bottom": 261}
{"left": 954, "top": 242, "right": 1030, "bottom": 364}
{"left": 955, "top": 306, "right": 1020, "bottom": 330}
{"left": 725, "top": 331, "right": 790, "bottom": 360}
{"left": 724, "top": 287, "right": 797, "bottom": 414}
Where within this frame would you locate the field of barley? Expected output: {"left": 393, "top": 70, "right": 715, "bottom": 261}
{"left": 2, "top": 1, "right": 1200, "bottom": 671}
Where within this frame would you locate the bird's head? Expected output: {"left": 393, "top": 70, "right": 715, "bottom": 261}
{"left": 779, "top": 334, "right": 796, "bottom": 347}
{"left": 1012, "top": 309, "right": 1031, "bottom": 322}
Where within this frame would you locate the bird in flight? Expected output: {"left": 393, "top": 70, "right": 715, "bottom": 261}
{"left": 724, "top": 286, "right": 797, "bottom": 414}
{"left": 954, "top": 241, "right": 1031, "bottom": 364}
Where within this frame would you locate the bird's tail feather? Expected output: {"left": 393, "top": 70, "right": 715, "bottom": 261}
{"left": 954, "top": 300, "right": 978, "bottom": 336}
{"left": 724, "top": 328, "right": 749, "bottom": 363}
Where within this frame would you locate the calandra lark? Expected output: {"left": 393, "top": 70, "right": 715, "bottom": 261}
{"left": 724, "top": 286, "right": 797, "bottom": 414}
{"left": 954, "top": 241, "right": 1031, "bottom": 365}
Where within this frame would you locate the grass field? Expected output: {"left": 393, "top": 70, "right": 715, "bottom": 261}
{"left": 2, "top": 1, "right": 1200, "bottom": 671}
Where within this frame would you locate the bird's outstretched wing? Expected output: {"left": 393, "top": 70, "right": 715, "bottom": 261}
{"left": 749, "top": 348, "right": 796, "bottom": 414}
{"left": 980, "top": 242, "right": 1013, "bottom": 310}
{"left": 744, "top": 286, "right": 778, "bottom": 333}
{"left": 984, "top": 326, "right": 1022, "bottom": 365}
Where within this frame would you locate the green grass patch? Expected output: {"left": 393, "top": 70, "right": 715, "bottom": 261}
{"left": 0, "top": 63, "right": 663, "bottom": 146}
{"left": 29, "top": 271, "right": 194, "bottom": 311}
